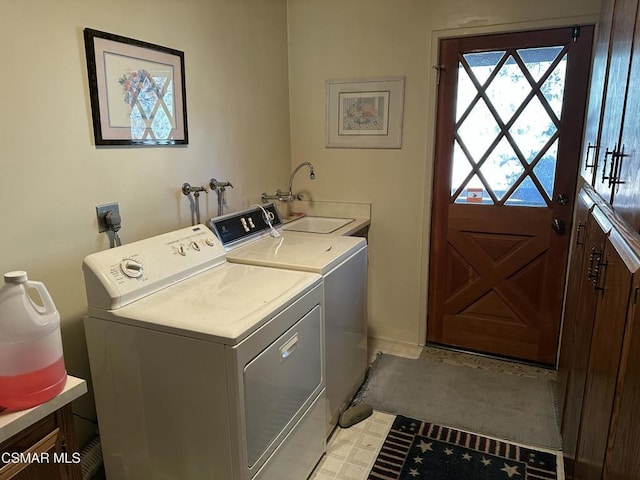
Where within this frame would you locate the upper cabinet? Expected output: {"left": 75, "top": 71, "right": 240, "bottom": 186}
{"left": 581, "top": 0, "right": 616, "bottom": 186}
{"left": 612, "top": 10, "right": 640, "bottom": 229}
{"left": 581, "top": 0, "right": 640, "bottom": 230}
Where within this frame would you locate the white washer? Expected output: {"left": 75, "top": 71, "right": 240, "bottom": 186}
{"left": 207, "top": 204, "right": 367, "bottom": 436}
{"left": 82, "top": 225, "right": 325, "bottom": 480}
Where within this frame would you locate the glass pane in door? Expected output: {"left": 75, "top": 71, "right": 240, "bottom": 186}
{"left": 450, "top": 45, "right": 568, "bottom": 207}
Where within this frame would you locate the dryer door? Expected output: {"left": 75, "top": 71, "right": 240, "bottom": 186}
{"left": 243, "top": 305, "right": 322, "bottom": 467}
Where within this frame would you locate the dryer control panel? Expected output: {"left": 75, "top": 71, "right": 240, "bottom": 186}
{"left": 83, "top": 225, "right": 224, "bottom": 310}
{"left": 208, "top": 203, "right": 282, "bottom": 248}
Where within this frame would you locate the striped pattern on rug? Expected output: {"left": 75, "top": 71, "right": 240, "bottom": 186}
{"left": 368, "top": 415, "right": 557, "bottom": 480}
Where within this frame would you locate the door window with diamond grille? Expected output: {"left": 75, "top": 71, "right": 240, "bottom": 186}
{"left": 428, "top": 27, "right": 594, "bottom": 365}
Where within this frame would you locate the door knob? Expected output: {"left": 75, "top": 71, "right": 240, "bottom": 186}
{"left": 552, "top": 219, "right": 566, "bottom": 235}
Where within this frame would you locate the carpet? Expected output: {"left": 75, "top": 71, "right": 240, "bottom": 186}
{"left": 353, "top": 354, "right": 561, "bottom": 450}
{"left": 368, "top": 415, "right": 557, "bottom": 479}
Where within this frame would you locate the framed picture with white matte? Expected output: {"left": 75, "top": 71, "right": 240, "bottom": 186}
{"left": 325, "top": 76, "right": 405, "bottom": 149}
{"left": 84, "top": 28, "right": 188, "bottom": 146}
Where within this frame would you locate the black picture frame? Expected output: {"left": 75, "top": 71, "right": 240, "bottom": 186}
{"left": 84, "top": 28, "right": 188, "bottom": 146}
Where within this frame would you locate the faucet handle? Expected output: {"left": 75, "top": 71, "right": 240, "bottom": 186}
{"left": 209, "top": 178, "right": 234, "bottom": 190}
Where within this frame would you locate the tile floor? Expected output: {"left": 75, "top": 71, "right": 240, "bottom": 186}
{"left": 310, "top": 338, "right": 564, "bottom": 480}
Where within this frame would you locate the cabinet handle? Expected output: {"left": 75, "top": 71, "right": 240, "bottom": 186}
{"left": 610, "top": 145, "right": 628, "bottom": 191}
{"left": 592, "top": 257, "right": 607, "bottom": 295}
{"left": 584, "top": 143, "right": 598, "bottom": 171}
{"left": 587, "top": 247, "right": 600, "bottom": 280}
{"left": 575, "top": 221, "right": 586, "bottom": 246}
{"left": 601, "top": 148, "right": 616, "bottom": 184}
{"left": 634, "top": 285, "right": 640, "bottom": 304}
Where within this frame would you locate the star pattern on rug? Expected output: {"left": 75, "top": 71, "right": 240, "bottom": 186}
{"left": 501, "top": 463, "right": 521, "bottom": 478}
{"left": 404, "top": 440, "right": 533, "bottom": 478}
{"left": 368, "top": 416, "right": 557, "bottom": 480}
{"left": 418, "top": 440, "right": 433, "bottom": 453}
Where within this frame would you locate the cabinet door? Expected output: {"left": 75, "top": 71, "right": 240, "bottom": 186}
{"left": 611, "top": 7, "right": 640, "bottom": 230}
{"left": 561, "top": 210, "right": 608, "bottom": 475}
{"left": 0, "top": 405, "right": 81, "bottom": 480}
{"left": 581, "top": 0, "right": 615, "bottom": 185}
{"left": 604, "top": 272, "right": 640, "bottom": 479}
{"left": 557, "top": 187, "right": 594, "bottom": 427}
{"left": 594, "top": 0, "right": 640, "bottom": 203}
{"left": 574, "top": 228, "right": 637, "bottom": 480}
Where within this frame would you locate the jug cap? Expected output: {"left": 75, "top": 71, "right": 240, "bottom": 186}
{"left": 4, "top": 271, "right": 28, "bottom": 284}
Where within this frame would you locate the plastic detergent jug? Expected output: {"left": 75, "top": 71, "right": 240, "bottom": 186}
{"left": 0, "top": 271, "right": 67, "bottom": 411}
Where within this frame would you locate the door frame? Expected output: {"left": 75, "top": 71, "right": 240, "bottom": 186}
{"left": 418, "top": 16, "right": 600, "bottom": 359}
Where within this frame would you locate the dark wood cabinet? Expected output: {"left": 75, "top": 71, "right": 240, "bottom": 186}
{"left": 593, "top": 0, "right": 639, "bottom": 204}
{"left": 611, "top": 9, "right": 640, "bottom": 231}
{"left": 574, "top": 214, "right": 638, "bottom": 480}
{"left": 557, "top": 188, "right": 593, "bottom": 431}
{"left": 605, "top": 273, "right": 640, "bottom": 479}
{"left": 581, "top": 0, "right": 615, "bottom": 185}
{"left": 559, "top": 198, "right": 606, "bottom": 472}
{"left": 560, "top": 0, "right": 640, "bottom": 474}
{"left": 560, "top": 184, "right": 640, "bottom": 479}
{"left": 0, "top": 404, "right": 82, "bottom": 480}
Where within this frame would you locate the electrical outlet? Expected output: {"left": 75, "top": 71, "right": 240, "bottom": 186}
{"left": 96, "top": 203, "right": 120, "bottom": 233}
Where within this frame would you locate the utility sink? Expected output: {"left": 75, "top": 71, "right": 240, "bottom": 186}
{"left": 282, "top": 216, "right": 354, "bottom": 234}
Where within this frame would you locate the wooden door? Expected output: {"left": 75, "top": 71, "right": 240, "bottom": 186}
{"left": 593, "top": 0, "right": 639, "bottom": 202}
{"left": 604, "top": 271, "right": 640, "bottom": 479}
{"left": 557, "top": 186, "right": 594, "bottom": 427}
{"left": 428, "top": 27, "right": 594, "bottom": 365}
{"left": 581, "top": 0, "right": 615, "bottom": 185}
{"left": 573, "top": 220, "right": 638, "bottom": 480}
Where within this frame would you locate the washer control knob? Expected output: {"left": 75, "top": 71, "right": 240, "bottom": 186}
{"left": 205, "top": 237, "right": 217, "bottom": 247}
{"left": 120, "top": 259, "right": 144, "bottom": 278}
{"left": 178, "top": 245, "right": 187, "bottom": 256}
{"left": 190, "top": 241, "right": 200, "bottom": 251}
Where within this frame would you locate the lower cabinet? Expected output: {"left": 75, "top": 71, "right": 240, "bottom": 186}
{"left": 560, "top": 182, "right": 640, "bottom": 479}
{"left": 0, "top": 404, "right": 81, "bottom": 480}
{"left": 605, "top": 284, "right": 640, "bottom": 478}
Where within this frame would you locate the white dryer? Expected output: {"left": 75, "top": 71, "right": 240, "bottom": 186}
{"left": 207, "top": 204, "right": 368, "bottom": 437}
{"left": 82, "top": 225, "right": 325, "bottom": 480}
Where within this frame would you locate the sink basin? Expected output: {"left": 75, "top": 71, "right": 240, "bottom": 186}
{"left": 282, "top": 216, "right": 354, "bottom": 234}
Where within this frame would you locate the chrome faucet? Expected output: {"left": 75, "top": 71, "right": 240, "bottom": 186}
{"left": 262, "top": 162, "right": 316, "bottom": 203}
{"left": 209, "top": 178, "right": 233, "bottom": 216}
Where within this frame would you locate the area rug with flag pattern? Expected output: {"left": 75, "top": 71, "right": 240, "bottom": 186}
{"left": 368, "top": 415, "right": 558, "bottom": 480}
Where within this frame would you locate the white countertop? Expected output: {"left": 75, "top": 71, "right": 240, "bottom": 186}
{"left": 0, "top": 376, "right": 87, "bottom": 444}
{"left": 279, "top": 200, "right": 371, "bottom": 237}
{"left": 332, "top": 217, "right": 369, "bottom": 236}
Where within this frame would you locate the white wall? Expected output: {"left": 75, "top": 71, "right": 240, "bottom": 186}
{"left": 287, "top": 0, "right": 601, "bottom": 345}
{"left": 0, "top": 0, "right": 291, "bottom": 445}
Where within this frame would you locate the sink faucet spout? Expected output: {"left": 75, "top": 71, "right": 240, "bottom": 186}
{"left": 288, "top": 162, "right": 315, "bottom": 196}
{"left": 262, "top": 162, "right": 315, "bottom": 204}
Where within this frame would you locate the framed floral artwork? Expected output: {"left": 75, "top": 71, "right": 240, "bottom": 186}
{"left": 83, "top": 28, "right": 188, "bottom": 146}
{"left": 325, "top": 77, "right": 405, "bottom": 149}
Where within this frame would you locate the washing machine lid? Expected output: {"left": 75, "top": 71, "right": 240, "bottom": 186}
{"left": 90, "top": 263, "right": 321, "bottom": 344}
{"left": 226, "top": 233, "right": 366, "bottom": 274}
